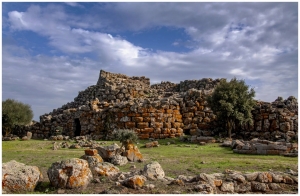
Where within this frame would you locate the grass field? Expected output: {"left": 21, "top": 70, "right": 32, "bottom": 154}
{"left": 2, "top": 138, "right": 298, "bottom": 179}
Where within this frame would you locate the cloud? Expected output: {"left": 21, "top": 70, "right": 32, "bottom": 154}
{"left": 65, "top": 2, "right": 84, "bottom": 8}
{"left": 3, "top": 2, "right": 298, "bottom": 120}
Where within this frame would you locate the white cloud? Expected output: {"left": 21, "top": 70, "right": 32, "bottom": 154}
{"left": 3, "top": 2, "right": 298, "bottom": 120}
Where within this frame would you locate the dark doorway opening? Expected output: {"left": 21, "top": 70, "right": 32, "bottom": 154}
{"left": 74, "top": 118, "right": 81, "bottom": 136}
{"left": 184, "top": 129, "right": 190, "bottom": 135}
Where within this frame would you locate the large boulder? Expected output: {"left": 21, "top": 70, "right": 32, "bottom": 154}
{"left": 47, "top": 158, "right": 92, "bottom": 189}
{"left": 143, "top": 161, "right": 165, "bottom": 180}
{"left": 96, "top": 143, "right": 120, "bottom": 161}
{"left": 2, "top": 160, "right": 43, "bottom": 193}
{"left": 80, "top": 149, "right": 104, "bottom": 177}
{"left": 122, "top": 175, "right": 147, "bottom": 189}
{"left": 26, "top": 132, "right": 32, "bottom": 140}
{"left": 122, "top": 142, "right": 143, "bottom": 162}
{"left": 93, "top": 162, "right": 120, "bottom": 177}
{"left": 145, "top": 141, "right": 159, "bottom": 148}
{"left": 111, "top": 155, "right": 128, "bottom": 166}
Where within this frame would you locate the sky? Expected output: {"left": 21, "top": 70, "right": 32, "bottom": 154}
{"left": 2, "top": 2, "right": 298, "bottom": 121}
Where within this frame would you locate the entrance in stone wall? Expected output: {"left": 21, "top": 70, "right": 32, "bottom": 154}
{"left": 184, "top": 129, "right": 190, "bottom": 135}
{"left": 74, "top": 118, "right": 81, "bottom": 136}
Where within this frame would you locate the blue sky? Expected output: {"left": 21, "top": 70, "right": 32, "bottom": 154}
{"left": 2, "top": 2, "right": 298, "bottom": 121}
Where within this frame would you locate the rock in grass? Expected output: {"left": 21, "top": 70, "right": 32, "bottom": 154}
{"left": 143, "top": 161, "right": 165, "bottom": 180}
{"left": 2, "top": 160, "right": 43, "bottom": 193}
{"left": 93, "top": 162, "right": 120, "bottom": 177}
{"left": 111, "top": 155, "right": 128, "bottom": 166}
{"left": 122, "top": 175, "right": 147, "bottom": 189}
{"left": 47, "top": 158, "right": 92, "bottom": 189}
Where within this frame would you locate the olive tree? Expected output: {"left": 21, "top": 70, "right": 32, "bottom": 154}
{"left": 2, "top": 99, "right": 34, "bottom": 135}
{"left": 207, "top": 78, "right": 256, "bottom": 138}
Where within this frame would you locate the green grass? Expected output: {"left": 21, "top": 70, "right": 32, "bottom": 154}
{"left": 2, "top": 138, "right": 298, "bottom": 179}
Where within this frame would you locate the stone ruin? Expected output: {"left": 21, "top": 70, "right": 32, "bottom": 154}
{"left": 24, "top": 70, "right": 297, "bottom": 142}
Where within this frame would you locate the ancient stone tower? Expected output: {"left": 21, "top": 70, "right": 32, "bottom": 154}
{"left": 28, "top": 70, "right": 297, "bottom": 142}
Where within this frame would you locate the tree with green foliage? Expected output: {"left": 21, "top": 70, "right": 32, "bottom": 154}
{"left": 207, "top": 78, "right": 256, "bottom": 138}
{"left": 2, "top": 99, "right": 34, "bottom": 136}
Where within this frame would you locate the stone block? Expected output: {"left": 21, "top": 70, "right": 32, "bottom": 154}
{"left": 203, "top": 117, "right": 210, "bottom": 123}
{"left": 148, "top": 107, "right": 156, "bottom": 113}
{"left": 165, "top": 109, "right": 173, "bottom": 114}
{"left": 251, "top": 182, "right": 268, "bottom": 192}
{"left": 198, "top": 123, "right": 210, "bottom": 130}
{"left": 163, "top": 122, "right": 172, "bottom": 129}
{"left": 173, "top": 110, "right": 180, "bottom": 114}
{"left": 183, "top": 118, "right": 193, "bottom": 124}
{"left": 138, "top": 107, "right": 148, "bottom": 113}
{"left": 125, "top": 122, "right": 136, "bottom": 129}
{"left": 266, "top": 150, "right": 280, "bottom": 155}
{"left": 172, "top": 122, "right": 182, "bottom": 128}
{"left": 154, "top": 122, "right": 163, "bottom": 128}
{"left": 141, "top": 128, "right": 154, "bottom": 133}
{"left": 256, "top": 149, "right": 267, "bottom": 155}
{"left": 137, "top": 122, "right": 149, "bottom": 129}
{"left": 133, "top": 117, "right": 143, "bottom": 122}
{"left": 84, "top": 149, "right": 98, "bottom": 156}
{"left": 268, "top": 144, "right": 287, "bottom": 151}
{"left": 280, "top": 122, "right": 290, "bottom": 132}
{"left": 183, "top": 112, "right": 194, "bottom": 118}
{"left": 139, "top": 134, "right": 149, "bottom": 139}
{"left": 142, "top": 113, "right": 150, "bottom": 117}
{"left": 143, "top": 117, "right": 151, "bottom": 122}
{"left": 256, "top": 172, "right": 272, "bottom": 183}
{"left": 128, "top": 113, "right": 138, "bottom": 117}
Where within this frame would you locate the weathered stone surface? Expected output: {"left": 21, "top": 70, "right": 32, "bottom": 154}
{"left": 96, "top": 144, "right": 120, "bottom": 161}
{"left": 244, "top": 172, "right": 259, "bottom": 181}
{"left": 193, "top": 184, "right": 214, "bottom": 193}
{"left": 111, "top": 155, "right": 128, "bottom": 166}
{"left": 84, "top": 149, "right": 98, "bottom": 156}
{"left": 220, "top": 182, "right": 234, "bottom": 193}
{"left": 145, "top": 141, "right": 159, "bottom": 148}
{"left": 194, "top": 173, "right": 216, "bottom": 187}
{"left": 231, "top": 140, "right": 245, "bottom": 149}
{"left": 122, "top": 175, "right": 147, "bottom": 189}
{"left": 219, "top": 140, "right": 232, "bottom": 147}
{"left": 57, "top": 135, "right": 64, "bottom": 140}
{"left": 234, "top": 181, "right": 251, "bottom": 193}
{"left": 251, "top": 181, "right": 268, "bottom": 192}
{"left": 26, "top": 132, "right": 32, "bottom": 140}
{"left": 268, "top": 183, "right": 281, "bottom": 190}
{"left": 122, "top": 143, "right": 143, "bottom": 162}
{"left": 80, "top": 154, "right": 103, "bottom": 178}
{"left": 229, "top": 173, "right": 246, "bottom": 183}
{"left": 2, "top": 160, "right": 43, "bottom": 193}
{"left": 47, "top": 158, "right": 92, "bottom": 189}
{"left": 256, "top": 172, "right": 272, "bottom": 183}
{"left": 93, "top": 162, "right": 120, "bottom": 177}
{"left": 69, "top": 144, "right": 81, "bottom": 149}
{"left": 283, "top": 175, "right": 294, "bottom": 184}
{"left": 271, "top": 173, "right": 284, "bottom": 183}
{"left": 143, "top": 161, "right": 165, "bottom": 180}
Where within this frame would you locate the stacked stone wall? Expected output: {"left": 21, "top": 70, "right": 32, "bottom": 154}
{"left": 242, "top": 96, "right": 298, "bottom": 142}
{"left": 23, "top": 70, "right": 297, "bottom": 142}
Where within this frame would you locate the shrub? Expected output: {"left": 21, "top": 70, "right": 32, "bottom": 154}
{"left": 112, "top": 129, "right": 138, "bottom": 147}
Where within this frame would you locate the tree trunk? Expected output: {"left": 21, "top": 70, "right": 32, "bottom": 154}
{"left": 227, "top": 120, "right": 233, "bottom": 139}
